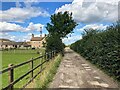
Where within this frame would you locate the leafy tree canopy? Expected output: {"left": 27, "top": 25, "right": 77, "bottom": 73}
{"left": 45, "top": 11, "right": 77, "bottom": 55}
{"left": 46, "top": 11, "right": 77, "bottom": 38}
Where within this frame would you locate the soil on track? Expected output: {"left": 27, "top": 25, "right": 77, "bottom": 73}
{"left": 50, "top": 48, "right": 119, "bottom": 89}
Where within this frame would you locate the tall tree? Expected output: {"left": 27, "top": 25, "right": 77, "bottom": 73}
{"left": 46, "top": 11, "right": 77, "bottom": 38}
{"left": 46, "top": 11, "right": 77, "bottom": 55}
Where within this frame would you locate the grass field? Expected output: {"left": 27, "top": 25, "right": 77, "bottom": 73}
{"left": 1, "top": 49, "right": 45, "bottom": 89}
{"left": 1, "top": 49, "right": 45, "bottom": 69}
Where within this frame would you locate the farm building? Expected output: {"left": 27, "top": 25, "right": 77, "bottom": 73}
{"left": 30, "top": 34, "right": 46, "bottom": 49}
{"left": 0, "top": 34, "right": 46, "bottom": 50}
{"left": 0, "top": 39, "right": 11, "bottom": 42}
{"left": 0, "top": 39, "right": 31, "bottom": 50}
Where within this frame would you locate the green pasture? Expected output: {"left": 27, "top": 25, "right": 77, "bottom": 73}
{"left": 1, "top": 49, "right": 45, "bottom": 88}
{"left": 1, "top": 49, "right": 45, "bottom": 69}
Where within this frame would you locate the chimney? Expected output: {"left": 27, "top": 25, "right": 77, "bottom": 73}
{"left": 40, "top": 27, "right": 42, "bottom": 38}
{"left": 44, "top": 34, "right": 47, "bottom": 37}
{"left": 32, "top": 34, "right": 34, "bottom": 38}
{"left": 40, "top": 34, "right": 42, "bottom": 37}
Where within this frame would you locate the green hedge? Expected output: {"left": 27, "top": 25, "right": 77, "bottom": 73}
{"left": 70, "top": 21, "right": 120, "bottom": 81}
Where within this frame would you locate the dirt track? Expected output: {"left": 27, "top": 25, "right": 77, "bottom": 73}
{"left": 49, "top": 48, "right": 119, "bottom": 89}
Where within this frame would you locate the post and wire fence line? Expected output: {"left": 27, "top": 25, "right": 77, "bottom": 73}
{"left": 0, "top": 50, "right": 57, "bottom": 90}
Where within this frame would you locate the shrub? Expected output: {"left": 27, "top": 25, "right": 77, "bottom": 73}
{"left": 70, "top": 21, "right": 120, "bottom": 81}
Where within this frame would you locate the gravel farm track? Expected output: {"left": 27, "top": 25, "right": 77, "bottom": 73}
{"left": 50, "top": 48, "right": 119, "bottom": 89}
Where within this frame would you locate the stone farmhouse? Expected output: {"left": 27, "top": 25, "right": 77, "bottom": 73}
{"left": 30, "top": 34, "right": 46, "bottom": 48}
{"left": 0, "top": 34, "right": 46, "bottom": 50}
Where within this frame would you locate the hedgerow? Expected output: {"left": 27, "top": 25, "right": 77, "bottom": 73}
{"left": 70, "top": 21, "right": 120, "bottom": 81}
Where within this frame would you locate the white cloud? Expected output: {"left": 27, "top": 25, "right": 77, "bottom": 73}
{"left": 0, "top": 22, "right": 24, "bottom": 32}
{"left": 55, "top": 0, "right": 119, "bottom": 23}
{"left": 77, "top": 24, "right": 108, "bottom": 31}
{"left": 0, "top": 21, "right": 45, "bottom": 42}
{"left": 26, "top": 22, "right": 44, "bottom": 32}
{"left": 23, "top": 0, "right": 40, "bottom": 8}
{"left": 0, "top": 22, "right": 44, "bottom": 32}
{"left": 62, "top": 34, "right": 82, "bottom": 45}
{"left": 16, "top": 1, "right": 22, "bottom": 8}
{"left": 0, "top": 7, "right": 50, "bottom": 23}
{"left": 0, "top": 32, "right": 17, "bottom": 41}
{"left": 0, "top": 33, "right": 29, "bottom": 42}
{"left": 0, "top": 32, "right": 9, "bottom": 38}
{"left": 62, "top": 23, "right": 108, "bottom": 45}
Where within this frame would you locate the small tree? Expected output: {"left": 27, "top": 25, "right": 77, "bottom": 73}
{"left": 46, "top": 11, "right": 77, "bottom": 55}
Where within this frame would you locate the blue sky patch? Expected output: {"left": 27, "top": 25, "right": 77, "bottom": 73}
{"left": 0, "top": 1, "right": 118, "bottom": 45}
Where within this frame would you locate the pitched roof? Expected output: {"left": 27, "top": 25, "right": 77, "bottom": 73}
{"left": 30, "top": 37, "right": 44, "bottom": 41}
{"left": 16, "top": 42, "right": 24, "bottom": 45}
{"left": 0, "top": 42, "right": 17, "bottom": 45}
{"left": 0, "top": 38, "right": 11, "bottom": 42}
{"left": 22, "top": 42, "right": 31, "bottom": 47}
{"left": 0, "top": 42, "right": 30, "bottom": 47}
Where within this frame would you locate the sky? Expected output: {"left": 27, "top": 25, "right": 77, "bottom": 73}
{"left": 0, "top": 0, "right": 119, "bottom": 45}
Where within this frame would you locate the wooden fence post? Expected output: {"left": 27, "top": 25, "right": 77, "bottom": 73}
{"left": 41, "top": 55, "right": 43, "bottom": 70}
{"left": 54, "top": 50, "right": 55, "bottom": 57}
{"left": 8, "top": 64, "right": 14, "bottom": 90}
{"left": 54, "top": 50, "right": 56, "bottom": 56}
{"left": 45, "top": 52, "right": 47, "bottom": 61}
{"left": 52, "top": 51, "right": 54, "bottom": 58}
{"left": 46, "top": 52, "right": 47, "bottom": 61}
{"left": 51, "top": 51, "right": 52, "bottom": 59}
{"left": 48, "top": 52, "right": 49, "bottom": 60}
{"left": 44, "top": 52, "right": 46, "bottom": 61}
{"left": 50, "top": 51, "right": 51, "bottom": 59}
{"left": 45, "top": 52, "right": 48, "bottom": 61}
{"left": 53, "top": 51, "right": 55, "bottom": 57}
{"left": 31, "top": 58, "right": 33, "bottom": 78}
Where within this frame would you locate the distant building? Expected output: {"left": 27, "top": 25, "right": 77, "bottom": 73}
{"left": 0, "top": 34, "right": 46, "bottom": 50}
{"left": 0, "top": 39, "right": 11, "bottom": 42}
{"left": 30, "top": 34, "right": 46, "bottom": 49}
{"left": 0, "top": 39, "right": 31, "bottom": 50}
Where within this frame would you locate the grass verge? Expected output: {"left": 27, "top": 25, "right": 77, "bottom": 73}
{"left": 34, "top": 54, "right": 62, "bottom": 89}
